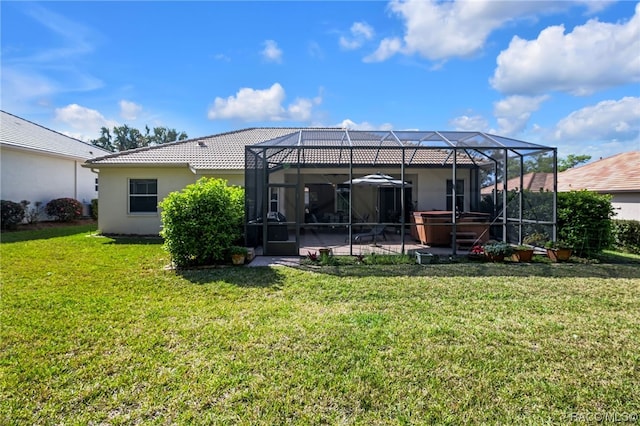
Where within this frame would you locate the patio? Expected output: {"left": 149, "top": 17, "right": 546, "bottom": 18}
{"left": 245, "top": 129, "right": 557, "bottom": 256}
{"left": 252, "top": 225, "right": 480, "bottom": 258}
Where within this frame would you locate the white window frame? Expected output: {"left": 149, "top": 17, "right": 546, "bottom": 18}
{"left": 128, "top": 178, "right": 158, "bottom": 215}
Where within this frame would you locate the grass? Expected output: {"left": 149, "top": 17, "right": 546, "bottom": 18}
{"left": 1, "top": 225, "right": 639, "bottom": 424}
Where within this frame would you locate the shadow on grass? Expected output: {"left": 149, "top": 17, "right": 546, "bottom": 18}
{"left": 176, "top": 266, "right": 286, "bottom": 288}
{"left": 0, "top": 223, "right": 97, "bottom": 243}
{"left": 103, "top": 235, "right": 163, "bottom": 245}
{"left": 295, "top": 260, "right": 640, "bottom": 279}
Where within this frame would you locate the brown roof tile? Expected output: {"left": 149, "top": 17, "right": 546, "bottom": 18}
{"left": 86, "top": 128, "right": 480, "bottom": 170}
{"left": 558, "top": 151, "right": 640, "bottom": 193}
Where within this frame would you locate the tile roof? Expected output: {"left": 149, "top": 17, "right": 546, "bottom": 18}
{"left": 86, "top": 128, "right": 301, "bottom": 169}
{"left": 481, "top": 172, "right": 555, "bottom": 194}
{"left": 1, "top": 110, "right": 110, "bottom": 159}
{"left": 86, "top": 127, "right": 482, "bottom": 170}
{"left": 558, "top": 151, "right": 640, "bottom": 193}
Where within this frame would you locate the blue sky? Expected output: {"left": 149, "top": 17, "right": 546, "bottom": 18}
{"left": 2, "top": 1, "right": 639, "bottom": 160}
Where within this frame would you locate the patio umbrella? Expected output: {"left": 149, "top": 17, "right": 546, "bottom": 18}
{"left": 344, "top": 173, "right": 411, "bottom": 222}
{"left": 346, "top": 173, "right": 410, "bottom": 188}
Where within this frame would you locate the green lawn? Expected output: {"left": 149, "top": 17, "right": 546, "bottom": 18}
{"left": 1, "top": 226, "right": 639, "bottom": 424}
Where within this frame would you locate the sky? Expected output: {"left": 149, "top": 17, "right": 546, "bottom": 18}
{"left": 1, "top": 0, "right": 639, "bottom": 160}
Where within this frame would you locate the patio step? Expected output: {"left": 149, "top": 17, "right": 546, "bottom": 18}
{"left": 451, "top": 231, "right": 478, "bottom": 248}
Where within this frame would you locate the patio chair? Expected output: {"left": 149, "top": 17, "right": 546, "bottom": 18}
{"left": 353, "top": 224, "right": 387, "bottom": 243}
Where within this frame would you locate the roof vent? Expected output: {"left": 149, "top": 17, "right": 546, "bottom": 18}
{"left": 198, "top": 141, "right": 207, "bottom": 147}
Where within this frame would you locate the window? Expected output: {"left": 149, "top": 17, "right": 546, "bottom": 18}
{"left": 94, "top": 177, "right": 99, "bottom": 192}
{"left": 446, "top": 179, "right": 464, "bottom": 212}
{"left": 129, "top": 179, "right": 157, "bottom": 213}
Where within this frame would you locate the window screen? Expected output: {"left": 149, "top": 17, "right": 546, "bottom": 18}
{"left": 129, "top": 179, "right": 157, "bottom": 213}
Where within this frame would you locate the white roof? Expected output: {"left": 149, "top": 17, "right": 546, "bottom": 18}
{"left": 0, "top": 110, "right": 110, "bottom": 160}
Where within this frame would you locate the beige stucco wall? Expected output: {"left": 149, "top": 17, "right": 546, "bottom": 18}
{"left": 95, "top": 164, "right": 474, "bottom": 235}
{"left": 95, "top": 166, "right": 243, "bottom": 235}
{"left": 611, "top": 193, "right": 640, "bottom": 221}
{"left": 0, "top": 146, "right": 98, "bottom": 215}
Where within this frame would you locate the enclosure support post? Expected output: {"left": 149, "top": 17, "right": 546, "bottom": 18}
{"left": 502, "top": 149, "right": 508, "bottom": 242}
{"left": 518, "top": 153, "right": 524, "bottom": 244}
{"left": 553, "top": 148, "right": 558, "bottom": 241}
{"left": 401, "top": 147, "right": 406, "bottom": 254}
{"left": 261, "top": 148, "right": 269, "bottom": 255}
{"left": 349, "top": 146, "right": 354, "bottom": 256}
{"left": 452, "top": 149, "right": 457, "bottom": 255}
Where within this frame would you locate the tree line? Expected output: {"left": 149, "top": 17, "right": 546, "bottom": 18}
{"left": 90, "top": 125, "right": 188, "bottom": 152}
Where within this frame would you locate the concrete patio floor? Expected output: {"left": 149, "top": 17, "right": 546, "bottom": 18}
{"left": 248, "top": 228, "right": 473, "bottom": 266}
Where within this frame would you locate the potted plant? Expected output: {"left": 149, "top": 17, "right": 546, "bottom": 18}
{"left": 483, "top": 241, "right": 514, "bottom": 262}
{"left": 544, "top": 240, "right": 572, "bottom": 262}
{"left": 512, "top": 245, "right": 534, "bottom": 262}
{"left": 229, "top": 246, "right": 248, "bottom": 265}
{"left": 468, "top": 244, "right": 485, "bottom": 261}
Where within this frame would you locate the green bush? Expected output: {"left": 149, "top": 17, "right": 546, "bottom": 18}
{"left": 557, "top": 190, "right": 615, "bottom": 257}
{"left": 1, "top": 200, "right": 26, "bottom": 230}
{"left": 91, "top": 199, "right": 99, "bottom": 220}
{"left": 159, "top": 177, "right": 245, "bottom": 267}
{"left": 612, "top": 220, "right": 640, "bottom": 254}
{"left": 45, "top": 198, "right": 83, "bottom": 222}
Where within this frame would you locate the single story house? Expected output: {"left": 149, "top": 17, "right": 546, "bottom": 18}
{"left": 84, "top": 128, "right": 557, "bottom": 255}
{"left": 558, "top": 151, "right": 640, "bottom": 221}
{"left": 0, "top": 110, "right": 110, "bottom": 218}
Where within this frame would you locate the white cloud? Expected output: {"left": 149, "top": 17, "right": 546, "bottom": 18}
{"left": 288, "top": 95, "right": 323, "bottom": 122}
{"left": 553, "top": 97, "right": 640, "bottom": 143}
{"left": 54, "top": 104, "right": 117, "bottom": 140}
{"left": 119, "top": 100, "right": 142, "bottom": 121}
{"left": 367, "top": 0, "right": 547, "bottom": 62}
{"left": 491, "top": 3, "right": 640, "bottom": 96}
{"left": 493, "top": 95, "right": 549, "bottom": 136}
{"left": 337, "top": 119, "right": 393, "bottom": 131}
{"left": 340, "top": 21, "right": 375, "bottom": 50}
{"left": 208, "top": 83, "right": 322, "bottom": 122}
{"left": 449, "top": 114, "right": 490, "bottom": 131}
{"left": 213, "top": 53, "right": 231, "bottom": 62}
{"left": 0, "top": 68, "right": 57, "bottom": 112}
{"left": 363, "top": 38, "right": 403, "bottom": 63}
{"left": 261, "top": 40, "right": 283, "bottom": 63}
{"left": 308, "top": 41, "right": 324, "bottom": 59}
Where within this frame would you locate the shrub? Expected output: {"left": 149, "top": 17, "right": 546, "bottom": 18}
{"left": 483, "top": 241, "right": 514, "bottom": 256}
{"left": 91, "top": 199, "right": 99, "bottom": 220}
{"left": 45, "top": 198, "right": 83, "bottom": 222}
{"left": 20, "top": 200, "right": 42, "bottom": 224}
{"left": 557, "top": 190, "right": 615, "bottom": 257}
{"left": 0, "top": 200, "right": 25, "bottom": 230}
{"left": 612, "top": 220, "right": 640, "bottom": 254}
{"left": 159, "top": 177, "right": 245, "bottom": 267}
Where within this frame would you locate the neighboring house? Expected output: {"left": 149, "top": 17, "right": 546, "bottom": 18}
{"left": 85, "top": 128, "right": 556, "bottom": 256}
{"left": 0, "top": 111, "right": 111, "bottom": 218}
{"left": 557, "top": 151, "right": 640, "bottom": 221}
{"left": 481, "top": 172, "right": 555, "bottom": 195}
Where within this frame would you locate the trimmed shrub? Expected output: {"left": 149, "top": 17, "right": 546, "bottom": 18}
{"left": 557, "top": 190, "right": 615, "bottom": 257}
{"left": 91, "top": 198, "right": 99, "bottom": 220}
{"left": 612, "top": 220, "right": 640, "bottom": 254}
{"left": 159, "top": 177, "right": 245, "bottom": 267}
{"left": 45, "top": 198, "right": 83, "bottom": 222}
{"left": 1, "top": 200, "right": 26, "bottom": 230}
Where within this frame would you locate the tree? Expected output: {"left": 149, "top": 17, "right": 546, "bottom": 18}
{"left": 558, "top": 154, "right": 591, "bottom": 172}
{"left": 90, "top": 124, "right": 188, "bottom": 152}
{"left": 481, "top": 152, "right": 592, "bottom": 187}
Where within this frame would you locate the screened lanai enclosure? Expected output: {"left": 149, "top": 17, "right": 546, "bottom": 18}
{"left": 245, "top": 129, "right": 557, "bottom": 256}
